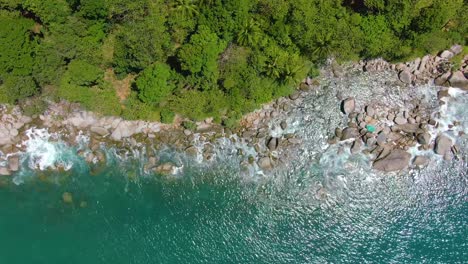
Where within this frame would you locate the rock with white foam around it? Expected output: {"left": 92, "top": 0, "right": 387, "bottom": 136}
{"left": 341, "top": 98, "right": 356, "bottom": 115}
{"left": 399, "top": 70, "right": 412, "bottom": 84}
{"left": 434, "top": 134, "right": 453, "bottom": 155}
{"left": 448, "top": 71, "right": 468, "bottom": 90}
{"left": 372, "top": 149, "right": 411, "bottom": 172}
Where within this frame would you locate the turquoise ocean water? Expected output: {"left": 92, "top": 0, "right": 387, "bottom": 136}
{"left": 0, "top": 156, "right": 466, "bottom": 263}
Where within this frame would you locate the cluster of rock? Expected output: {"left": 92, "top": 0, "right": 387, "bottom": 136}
{"left": 362, "top": 44, "right": 467, "bottom": 90}
{"left": 0, "top": 45, "right": 465, "bottom": 178}
{"left": 0, "top": 106, "right": 33, "bottom": 176}
{"left": 329, "top": 96, "right": 460, "bottom": 172}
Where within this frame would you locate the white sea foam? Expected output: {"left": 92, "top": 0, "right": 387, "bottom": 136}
{"left": 22, "top": 128, "right": 74, "bottom": 171}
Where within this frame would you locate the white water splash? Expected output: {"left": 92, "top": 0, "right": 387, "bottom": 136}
{"left": 22, "top": 128, "right": 74, "bottom": 171}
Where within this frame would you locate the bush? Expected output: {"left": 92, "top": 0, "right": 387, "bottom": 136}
{"left": 67, "top": 60, "right": 103, "bottom": 86}
{"left": 182, "top": 120, "right": 197, "bottom": 131}
{"left": 160, "top": 108, "right": 175, "bottom": 124}
{"left": 19, "top": 97, "right": 48, "bottom": 116}
{"left": 0, "top": 76, "right": 38, "bottom": 104}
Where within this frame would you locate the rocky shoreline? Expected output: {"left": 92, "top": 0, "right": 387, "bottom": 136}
{"left": 0, "top": 45, "right": 467, "bottom": 178}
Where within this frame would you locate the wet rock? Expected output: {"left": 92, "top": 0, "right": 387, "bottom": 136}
{"left": 258, "top": 157, "right": 273, "bottom": 170}
{"left": 434, "top": 71, "right": 451, "bottom": 86}
{"left": 438, "top": 89, "right": 450, "bottom": 100}
{"left": 341, "top": 127, "right": 359, "bottom": 141}
{"left": 266, "top": 137, "right": 279, "bottom": 151}
{"left": 365, "top": 105, "right": 375, "bottom": 117}
{"left": 399, "top": 70, "right": 412, "bottom": 84}
{"left": 183, "top": 129, "right": 192, "bottom": 136}
{"left": 350, "top": 139, "right": 362, "bottom": 154}
{"left": 7, "top": 156, "right": 20, "bottom": 172}
{"left": 413, "top": 156, "right": 429, "bottom": 167}
{"left": 428, "top": 119, "right": 437, "bottom": 126}
{"left": 62, "top": 192, "right": 73, "bottom": 204}
{"left": 289, "top": 92, "right": 300, "bottom": 100}
{"left": 443, "top": 152, "right": 453, "bottom": 161}
{"left": 373, "top": 149, "right": 411, "bottom": 172}
{"left": 394, "top": 124, "right": 421, "bottom": 134}
{"left": 416, "top": 133, "right": 431, "bottom": 145}
{"left": 448, "top": 71, "right": 468, "bottom": 90}
{"left": 0, "top": 166, "right": 11, "bottom": 176}
{"left": 334, "top": 128, "right": 342, "bottom": 138}
{"left": 287, "top": 138, "right": 301, "bottom": 145}
{"left": 394, "top": 116, "right": 408, "bottom": 125}
{"left": 90, "top": 126, "right": 109, "bottom": 136}
{"left": 280, "top": 121, "right": 287, "bottom": 130}
{"left": 155, "top": 162, "right": 176, "bottom": 175}
{"left": 341, "top": 98, "right": 356, "bottom": 114}
{"left": 434, "top": 134, "right": 453, "bottom": 155}
{"left": 376, "top": 132, "right": 387, "bottom": 146}
{"left": 185, "top": 146, "right": 199, "bottom": 156}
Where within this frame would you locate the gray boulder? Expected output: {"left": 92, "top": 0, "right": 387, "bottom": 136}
{"left": 258, "top": 157, "right": 273, "bottom": 170}
{"left": 341, "top": 98, "right": 356, "bottom": 114}
{"left": 373, "top": 149, "right": 411, "bottom": 172}
{"left": 416, "top": 133, "right": 431, "bottom": 145}
{"left": 413, "top": 156, "right": 429, "bottom": 167}
{"left": 0, "top": 166, "right": 11, "bottom": 176}
{"left": 399, "top": 70, "right": 412, "bottom": 84}
{"left": 394, "top": 116, "right": 408, "bottom": 125}
{"left": 8, "top": 156, "right": 20, "bottom": 172}
{"left": 439, "top": 50, "right": 454, "bottom": 60}
{"left": 266, "top": 137, "right": 279, "bottom": 151}
{"left": 434, "top": 134, "right": 453, "bottom": 155}
{"left": 450, "top": 44, "right": 463, "bottom": 55}
{"left": 155, "top": 162, "right": 176, "bottom": 175}
{"left": 90, "top": 126, "right": 109, "bottom": 136}
{"left": 365, "top": 105, "right": 375, "bottom": 117}
{"left": 111, "top": 121, "right": 134, "bottom": 141}
{"left": 448, "top": 71, "right": 468, "bottom": 90}
{"left": 341, "top": 127, "right": 359, "bottom": 141}
{"left": 394, "top": 124, "right": 421, "bottom": 134}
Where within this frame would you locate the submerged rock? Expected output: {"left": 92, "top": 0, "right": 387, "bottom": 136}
{"left": 62, "top": 192, "right": 73, "bottom": 204}
{"left": 155, "top": 162, "right": 176, "bottom": 175}
{"left": 258, "top": 157, "right": 273, "bottom": 170}
{"left": 373, "top": 149, "right": 411, "bottom": 172}
{"left": 413, "top": 156, "right": 429, "bottom": 167}
{"left": 0, "top": 166, "right": 11, "bottom": 176}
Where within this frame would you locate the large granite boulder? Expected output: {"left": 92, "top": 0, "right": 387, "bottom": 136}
{"left": 434, "top": 134, "right": 453, "bottom": 155}
{"left": 448, "top": 71, "right": 468, "bottom": 90}
{"left": 373, "top": 149, "right": 411, "bottom": 172}
{"left": 341, "top": 98, "right": 356, "bottom": 114}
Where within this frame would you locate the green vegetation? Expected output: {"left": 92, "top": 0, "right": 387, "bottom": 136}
{"left": 0, "top": 0, "right": 466, "bottom": 124}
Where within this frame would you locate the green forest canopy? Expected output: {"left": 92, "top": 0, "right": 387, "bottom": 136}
{"left": 0, "top": 0, "right": 466, "bottom": 125}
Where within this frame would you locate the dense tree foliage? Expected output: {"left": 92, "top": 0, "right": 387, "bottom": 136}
{"left": 0, "top": 0, "right": 466, "bottom": 124}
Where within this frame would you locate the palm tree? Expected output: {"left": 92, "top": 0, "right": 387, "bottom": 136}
{"left": 312, "top": 32, "right": 334, "bottom": 60}
{"left": 237, "top": 19, "right": 261, "bottom": 46}
{"left": 172, "top": 0, "right": 199, "bottom": 18}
